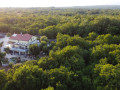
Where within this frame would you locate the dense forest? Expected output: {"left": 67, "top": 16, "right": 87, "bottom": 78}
{"left": 1, "top": 7, "right": 120, "bottom": 90}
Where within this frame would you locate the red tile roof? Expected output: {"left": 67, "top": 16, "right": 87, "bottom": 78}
{"left": 9, "top": 34, "right": 32, "bottom": 41}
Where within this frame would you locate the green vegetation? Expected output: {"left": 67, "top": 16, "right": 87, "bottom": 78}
{"left": 0, "top": 7, "right": 120, "bottom": 90}
{"left": 0, "top": 8, "right": 120, "bottom": 38}
{"left": 6, "top": 32, "right": 11, "bottom": 37}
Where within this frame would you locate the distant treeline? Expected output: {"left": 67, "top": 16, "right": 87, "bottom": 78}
{"left": 0, "top": 8, "right": 120, "bottom": 38}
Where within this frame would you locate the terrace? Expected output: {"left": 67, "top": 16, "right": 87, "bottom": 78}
{"left": 10, "top": 47, "right": 28, "bottom": 55}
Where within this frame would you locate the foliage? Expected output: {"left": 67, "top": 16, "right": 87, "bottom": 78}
{"left": 0, "top": 70, "right": 7, "bottom": 90}
{"left": 29, "top": 44, "right": 40, "bottom": 56}
{"left": 42, "top": 86, "right": 54, "bottom": 90}
{"left": 4, "top": 47, "right": 10, "bottom": 54}
{"left": 0, "top": 51, "right": 6, "bottom": 65}
{"left": 0, "top": 42, "right": 3, "bottom": 48}
{"left": 1, "top": 8, "right": 120, "bottom": 90}
{"left": 38, "top": 45, "right": 85, "bottom": 71}
{"left": 4, "top": 65, "right": 49, "bottom": 90}
{"left": 9, "top": 63, "right": 13, "bottom": 68}
{"left": 40, "top": 36, "right": 48, "bottom": 42}
{"left": 6, "top": 32, "right": 11, "bottom": 37}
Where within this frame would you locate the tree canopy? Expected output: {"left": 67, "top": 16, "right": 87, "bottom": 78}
{"left": 1, "top": 7, "right": 120, "bottom": 90}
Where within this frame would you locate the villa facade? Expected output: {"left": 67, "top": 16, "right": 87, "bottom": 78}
{"left": 6, "top": 33, "right": 39, "bottom": 55}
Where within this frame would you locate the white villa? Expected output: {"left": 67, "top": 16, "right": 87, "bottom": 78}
{"left": 5, "top": 33, "right": 39, "bottom": 56}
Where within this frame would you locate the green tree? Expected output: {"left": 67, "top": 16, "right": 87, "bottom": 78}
{"left": 86, "top": 32, "right": 98, "bottom": 41}
{"left": 4, "top": 65, "right": 49, "bottom": 90}
{"left": 29, "top": 44, "right": 40, "bottom": 56}
{"left": 39, "top": 25, "right": 57, "bottom": 39}
{"left": 0, "top": 70, "right": 7, "bottom": 90}
{"left": 40, "top": 36, "right": 48, "bottom": 42}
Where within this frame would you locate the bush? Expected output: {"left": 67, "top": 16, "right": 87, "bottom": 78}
{"left": 4, "top": 47, "right": 10, "bottom": 54}
{"left": 9, "top": 63, "right": 13, "bottom": 68}
{"left": 6, "top": 32, "right": 11, "bottom": 37}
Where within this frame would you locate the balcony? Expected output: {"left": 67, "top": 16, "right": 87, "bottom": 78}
{"left": 10, "top": 47, "right": 28, "bottom": 52}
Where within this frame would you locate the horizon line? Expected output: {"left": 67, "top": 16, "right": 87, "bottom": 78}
{"left": 0, "top": 5, "right": 120, "bottom": 8}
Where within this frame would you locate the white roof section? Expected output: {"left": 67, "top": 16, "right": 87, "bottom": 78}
{"left": 12, "top": 34, "right": 17, "bottom": 37}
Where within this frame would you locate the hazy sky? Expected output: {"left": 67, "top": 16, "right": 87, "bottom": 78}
{"left": 0, "top": 0, "right": 120, "bottom": 7}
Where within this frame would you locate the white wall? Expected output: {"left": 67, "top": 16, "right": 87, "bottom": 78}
{"left": 9, "top": 36, "right": 37, "bottom": 48}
